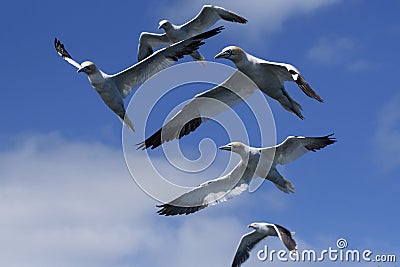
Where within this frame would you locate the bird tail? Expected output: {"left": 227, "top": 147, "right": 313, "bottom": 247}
{"left": 190, "top": 51, "right": 206, "bottom": 66}
{"left": 280, "top": 89, "right": 304, "bottom": 120}
{"left": 273, "top": 178, "right": 295, "bottom": 194}
{"left": 118, "top": 114, "right": 135, "bottom": 132}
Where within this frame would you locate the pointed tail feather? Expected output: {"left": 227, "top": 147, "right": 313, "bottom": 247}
{"left": 273, "top": 178, "right": 295, "bottom": 194}
{"left": 118, "top": 114, "right": 135, "bottom": 132}
{"left": 280, "top": 88, "right": 304, "bottom": 120}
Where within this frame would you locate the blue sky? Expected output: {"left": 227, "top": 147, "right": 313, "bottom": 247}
{"left": 1, "top": 0, "right": 399, "bottom": 266}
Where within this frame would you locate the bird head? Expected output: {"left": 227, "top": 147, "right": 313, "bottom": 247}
{"left": 214, "top": 46, "right": 245, "bottom": 63}
{"left": 219, "top": 142, "right": 247, "bottom": 155}
{"left": 248, "top": 223, "right": 260, "bottom": 230}
{"left": 158, "top": 20, "right": 172, "bottom": 30}
{"left": 77, "top": 61, "right": 97, "bottom": 75}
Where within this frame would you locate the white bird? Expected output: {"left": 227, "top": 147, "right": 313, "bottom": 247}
{"left": 232, "top": 222, "right": 297, "bottom": 267}
{"left": 137, "top": 70, "right": 258, "bottom": 149}
{"left": 138, "top": 5, "right": 247, "bottom": 63}
{"left": 157, "top": 134, "right": 336, "bottom": 216}
{"left": 54, "top": 27, "right": 223, "bottom": 131}
{"left": 215, "top": 46, "right": 324, "bottom": 119}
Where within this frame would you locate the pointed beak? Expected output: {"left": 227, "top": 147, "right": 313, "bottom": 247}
{"left": 214, "top": 51, "right": 230, "bottom": 59}
{"left": 248, "top": 224, "right": 252, "bottom": 228}
{"left": 219, "top": 145, "right": 231, "bottom": 151}
{"left": 158, "top": 24, "right": 163, "bottom": 30}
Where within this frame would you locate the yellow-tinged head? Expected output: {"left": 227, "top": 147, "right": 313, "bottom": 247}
{"left": 219, "top": 141, "right": 246, "bottom": 152}
{"left": 214, "top": 46, "right": 246, "bottom": 64}
{"left": 158, "top": 19, "right": 172, "bottom": 30}
{"left": 77, "top": 61, "right": 97, "bottom": 74}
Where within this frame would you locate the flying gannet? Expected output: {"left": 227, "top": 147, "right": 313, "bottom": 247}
{"left": 157, "top": 134, "right": 336, "bottom": 216}
{"left": 215, "top": 46, "right": 324, "bottom": 119}
{"left": 54, "top": 26, "right": 223, "bottom": 131}
{"left": 232, "top": 222, "right": 297, "bottom": 267}
{"left": 138, "top": 5, "right": 247, "bottom": 62}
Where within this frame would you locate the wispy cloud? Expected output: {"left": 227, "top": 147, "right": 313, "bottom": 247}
{"left": 307, "top": 36, "right": 355, "bottom": 65}
{"left": 0, "top": 133, "right": 246, "bottom": 267}
{"left": 307, "top": 36, "right": 378, "bottom": 72}
{"left": 374, "top": 94, "right": 400, "bottom": 171}
{"left": 156, "top": 0, "right": 339, "bottom": 41}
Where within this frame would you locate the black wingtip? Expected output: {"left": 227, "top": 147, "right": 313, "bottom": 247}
{"left": 304, "top": 133, "right": 337, "bottom": 152}
{"left": 325, "top": 133, "right": 337, "bottom": 142}
{"left": 192, "top": 26, "right": 225, "bottom": 41}
{"left": 156, "top": 203, "right": 205, "bottom": 216}
{"left": 54, "top": 38, "right": 72, "bottom": 59}
{"left": 54, "top": 38, "right": 60, "bottom": 49}
{"left": 135, "top": 142, "right": 146, "bottom": 151}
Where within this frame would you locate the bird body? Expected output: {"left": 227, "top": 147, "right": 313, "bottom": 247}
{"left": 158, "top": 21, "right": 186, "bottom": 43}
{"left": 215, "top": 46, "right": 324, "bottom": 119}
{"left": 157, "top": 134, "right": 336, "bottom": 216}
{"left": 77, "top": 61, "right": 130, "bottom": 127}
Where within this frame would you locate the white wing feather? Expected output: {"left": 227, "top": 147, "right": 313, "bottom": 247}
{"left": 157, "top": 162, "right": 255, "bottom": 216}
{"left": 272, "top": 134, "right": 336, "bottom": 165}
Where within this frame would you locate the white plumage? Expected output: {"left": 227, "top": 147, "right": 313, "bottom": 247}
{"left": 215, "top": 46, "right": 324, "bottom": 119}
{"left": 138, "top": 5, "right": 247, "bottom": 62}
{"left": 157, "top": 135, "right": 336, "bottom": 216}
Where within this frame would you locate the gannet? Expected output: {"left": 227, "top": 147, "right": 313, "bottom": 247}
{"left": 54, "top": 27, "right": 223, "bottom": 131}
{"left": 215, "top": 46, "right": 324, "bottom": 119}
{"left": 138, "top": 5, "right": 246, "bottom": 62}
{"left": 157, "top": 134, "right": 336, "bottom": 216}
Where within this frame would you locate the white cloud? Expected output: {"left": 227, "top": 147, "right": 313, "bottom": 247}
{"left": 307, "top": 36, "right": 355, "bottom": 65}
{"left": 374, "top": 94, "right": 400, "bottom": 171}
{"left": 347, "top": 59, "right": 378, "bottom": 72}
{"left": 157, "top": 0, "right": 339, "bottom": 40}
{"left": 0, "top": 133, "right": 150, "bottom": 267}
{"left": 0, "top": 133, "right": 253, "bottom": 267}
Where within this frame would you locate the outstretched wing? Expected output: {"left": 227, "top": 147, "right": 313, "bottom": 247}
{"left": 267, "top": 223, "right": 297, "bottom": 252}
{"left": 111, "top": 26, "right": 224, "bottom": 98}
{"left": 259, "top": 61, "right": 323, "bottom": 102}
{"left": 272, "top": 134, "right": 336, "bottom": 165}
{"left": 137, "top": 70, "right": 257, "bottom": 150}
{"left": 54, "top": 38, "right": 82, "bottom": 70}
{"left": 137, "top": 32, "right": 172, "bottom": 61}
{"left": 231, "top": 230, "right": 266, "bottom": 267}
{"left": 157, "top": 163, "right": 254, "bottom": 216}
{"left": 181, "top": 5, "right": 247, "bottom": 36}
